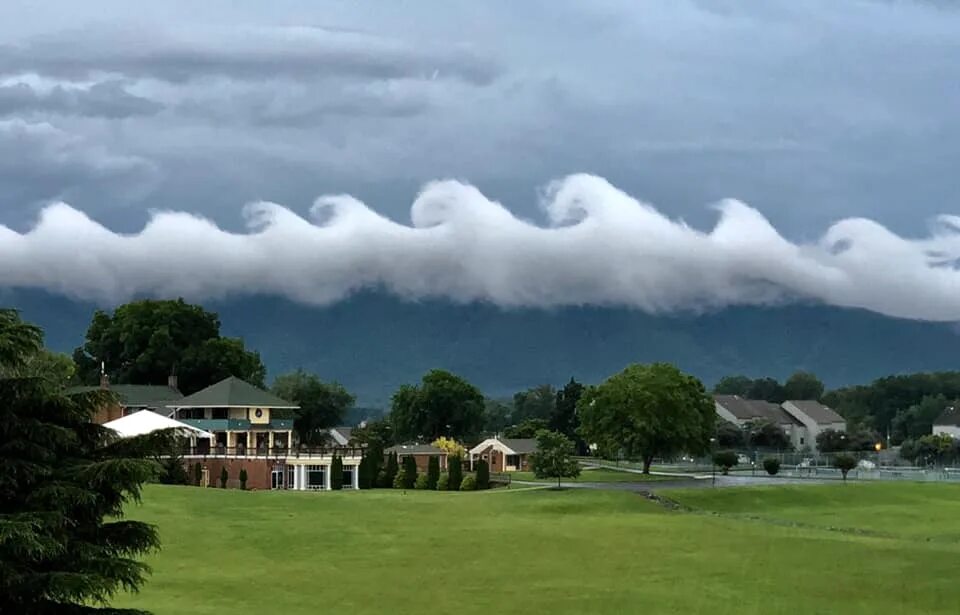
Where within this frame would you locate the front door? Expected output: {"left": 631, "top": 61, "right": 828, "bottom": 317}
{"left": 271, "top": 469, "right": 283, "bottom": 490}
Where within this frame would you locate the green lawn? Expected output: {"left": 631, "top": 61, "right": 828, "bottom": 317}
{"left": 509, "top": 467, "right": 671, "bottom": 482}
{"left": 114, "top": 483, "right": 960, "bottom": 615}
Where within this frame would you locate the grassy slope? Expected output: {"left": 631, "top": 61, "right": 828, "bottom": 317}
{"left": 115, "top": 484, "right": 960, "bottom": 615}
{"left": 509, "top": 467, "right": 671, "bottom": 482}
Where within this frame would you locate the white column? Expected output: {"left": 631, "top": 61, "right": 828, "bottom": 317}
{"left": 352, "top": 465, "right": 360, "bottom": 489}
{"left": 324, "top": 463, "right": 332, "bottom": 490}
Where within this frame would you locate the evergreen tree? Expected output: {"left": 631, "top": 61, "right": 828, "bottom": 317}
{"left": 330, "top": 455, "right": 344, "bottom": 490}
{"left": 448, "top": 455, "right": 463, "bottom": 491}
{"left": 357, "top": 455, "right": 372, "bottom": 489}
{"left": 1, "top": 308, "right": 173, "bottom": 614}
{"left": 239, "top": 468, "right": 248, "bottom": 490}
{"left": 220, "top": 466, "right": 228, "bottom": 488}
{"left": 194, "top": 462, "right": 203, "bottom": 486}
{"left": 401, "top": 456, "right": 418, "bottom": 489}
{"left": 381, "top": 451, "right": 399, "bottom": 487}
{"left": 426, "top": 456, "right": 440, "bottom": 489}
{"left": 475, "top": 459, "right": 490, "bottom": 490}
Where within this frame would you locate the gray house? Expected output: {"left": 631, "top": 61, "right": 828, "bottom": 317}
{"left": 781, "top": 400, "right": 846, "bottom": 451}
{"left": 713, "top": 395, "right": 807, "bottom": 450}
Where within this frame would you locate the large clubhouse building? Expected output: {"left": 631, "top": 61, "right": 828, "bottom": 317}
{"left": 97, "top": 375, "right": 363, "bottom": 491}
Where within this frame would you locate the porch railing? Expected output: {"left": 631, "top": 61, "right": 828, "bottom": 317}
{"left": 180, "top": 445, "right": 367, "bottom": 459}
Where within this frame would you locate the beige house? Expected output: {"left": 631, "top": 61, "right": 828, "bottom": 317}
{"left": 469, "top": 437, "right": 537, "bottom": 472}
{"left": 780, "top": 400, "right": 846, "bottom": 451}
{"left": 713, "top": 395, "right": 807, "bottom": 450}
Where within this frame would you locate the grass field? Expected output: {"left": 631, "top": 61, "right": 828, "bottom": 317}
{"left": 114, "top": 482, "right": 960, "bottom": 615}
{"left": 509, "top": 467, "right": 671, "bottom": 482}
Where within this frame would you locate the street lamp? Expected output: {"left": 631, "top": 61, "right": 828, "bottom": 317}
{"left": 710, "top": 437, "right": 717, "bottom": 486}
{"left": 875, "top": 441, "right": 882, "bottom": 476}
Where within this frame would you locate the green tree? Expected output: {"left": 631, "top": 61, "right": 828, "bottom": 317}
{"left": 239, "top": 468, "right": 248, "bottom": 490}
{"left": 350, "top": 419, "right": 393, "bottom": 482}
{"left": 1, "top": 308, "right": 175, "bottom": 614}
{"left": 833, "top": 454, "right": 857, "bottom": 481}
{"left": 219, "top": 466, "right": 228, "bottom": 488}
{"left": 816, "top": 429, "right": 848, "bottom": 452}
{"left": 503, "top": 417, "right": 549, "bottom": 439}
{"left": 475, "top": 459, "right": 490, "bottom": 490}
{"left": 380, "top": 451, "right": 399, "bottom": 488}
{"left": 272, "top": 370, "right": 355, "bottom": 447}
{"left": 389, "top": 370, "right": 485, "bottom": 441}
{"left": 483, "top": 398, "right": 513, "bottom": 433}
{"left": 459, "top": 475, "right": 477, "bottom": 491}
{"left": 330, "top": 455, "right": 344, "bottom": 490}
{"left": 716, "top": 420, "right": 745, "bottom": 448}
{"left": 401, "top": 456, "right": 418, "bottom": 489}
{"left": 713, "top": 450, "right": 739, "bottom": 475}
{"left": 529, "top": 429, "right": 581, "bottom": 488}
{"left": 746, "top": 377, "right": 786, "bottom": 403}
{"left": 891, "top": 395, "right": 949, "bottom": 443}
{"left": 73, "top": 299, "right": 265, "bottom": 394}
{"left": 745, "top": 419, "right": 791, "bottom": 450}
{"left": 783, "top": 371, "right": 825, "bottom": 401}
{"left": 513, "top": 384, "right": 556, "bottom": 422}
{"left": 552, "top": 378, "right": 585, "bottom": 446}
{"left": 427, "top": 456, "right": 441, "bottom": 489}
{"left": 713, "top": 375, "right": 753, "bottom": 396}
{"left": 763, "top": 458, "right": 781, "bottom": 476}
{"left": 0, "top": 347, "right": 77, "bottom": 388}
{"left": 579, "top": 363, "right": 715, "bottom": 474}
{"left": 448, "top": 455, "right": 463, "bottom": 491}
{"left": 194, "top": 462, "right": 203, "bottom": 486}
{"left": 357, "top": 455, "right": 372, "bottom": 489}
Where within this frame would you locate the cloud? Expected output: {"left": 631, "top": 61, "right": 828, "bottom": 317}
{"left": 0, "top": 80, "right": 163, "bottom": 118}
{"left": 0, "top": 24, "right": 499, "bottom": 85}
{"left": 2, "top": 173, "right": 960, "bottom": 321}
{"left": 0, "top": 119, "right": 158, "bottom": 206}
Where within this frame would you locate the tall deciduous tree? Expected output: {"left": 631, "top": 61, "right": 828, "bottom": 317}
{"left": 271, "top": 370, "right": 355, "bottom": 447}
{"left": 529, "top": 429, "right": 581, "bottom": 488}
{"left": 713, "top": 375, "right": 754, "bottom": 396}
{"left": 513, "top": 384, "right": 556, "bottom": 423}
{"left": 744, "top": 419, "right": 791, "bottom": 450}
{"left": 579, "top": 363, "right": 715, "bottom": 474}
{"left": 389, "top": 370, "right": 484, "bottom": 441}
{"left": 73, "top": 299, "right": 265, "bottom": 394}
{"left": 503, "top": 418, "right": 549, "bottom": 439}
{"left": 1, "top": 308, "right": 172, "bottom": 614}
{"left": 783, "top": 371, "right": 825, "bottom": 401}
{"left": 552, "top": 377, "right": 584, "bottom": 444}
{"left": 746, "top": 377, "right": 786, "bottom": 403}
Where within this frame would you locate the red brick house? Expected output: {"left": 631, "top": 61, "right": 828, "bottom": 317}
{"left": 469, "top": 438, "right": 538, "bottom": 472}
{"left": 386, "top": 444, "right": 448, "bottom": 472}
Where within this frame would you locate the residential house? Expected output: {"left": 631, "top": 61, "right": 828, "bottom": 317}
{"left": 781, "top": 400, "right": 846, "bottom": 450}
{"left": 386, "top": 444, "right": 448, "bottom": 472}
{"left": 73, "top": 374, "right": 183, "bottom": 424}
{"left": 469, "top": 438, "right": 538, "bottom": 472}
{"left": 932, "top": 406, "right": 960, "bottom": 438}
{"left": 328, "top": 426, "right": 354, "bottom": 446}
{"left": 713, "top": 395, "right": 807, "bottom": 450}
{"left": 169, "top": 376, "right": 363, "bottom": 490}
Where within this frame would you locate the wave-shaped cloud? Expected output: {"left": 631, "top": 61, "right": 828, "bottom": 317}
{"left": 2, "top": 173, "right": 959, "bottom": 321}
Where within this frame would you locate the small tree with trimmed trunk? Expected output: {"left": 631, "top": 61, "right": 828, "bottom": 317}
{"left": 331, "top": 454, "right": 343, "bottom": 490}
{"left": 713, "top": 450, "right": 739, "bottom": 475}
{"left": 834, "top": 454, "right": 857, "bottom": 481}
{"left": 475, "top": 459, "right": 490, "bottom": 490}
{"left": 763, "top": 458, "right": 781, "bottom": 476}
{"left": 448, "top": 455, "right": 463, "bottom": 491}
{"left": 427, "top": 455, "right": 440, "bottom": 489}
{"left": 529, "top": 429, "right": 581, "bottom": 489}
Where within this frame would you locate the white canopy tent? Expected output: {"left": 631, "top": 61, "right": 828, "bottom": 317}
{"left": 104, "top": 410, "right": 214, "bottom": 439}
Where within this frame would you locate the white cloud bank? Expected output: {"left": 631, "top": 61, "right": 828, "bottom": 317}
{"left": 2, "top": 173, "right": 959, "bottom": 321}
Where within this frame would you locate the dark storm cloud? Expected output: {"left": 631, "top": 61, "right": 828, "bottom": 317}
{"left": 0, "top": 81, "right": 163, "bottom": 118}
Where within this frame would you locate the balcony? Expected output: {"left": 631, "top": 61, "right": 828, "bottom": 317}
{"left": 180, "top": 444, "right": 366, "bottom": 459}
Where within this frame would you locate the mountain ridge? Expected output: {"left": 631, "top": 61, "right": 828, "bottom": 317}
{"left": 3, "top": 288, "right": 958, "bottom": 406}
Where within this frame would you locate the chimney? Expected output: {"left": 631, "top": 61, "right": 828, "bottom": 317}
{"left": 99, "top": 361, "right": 109, "bottom": 390}
{"left": 168, "top": 373, "right": 179, "bottom": 391}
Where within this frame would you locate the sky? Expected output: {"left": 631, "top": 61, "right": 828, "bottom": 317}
{"left": 1, "top": 1, "right": 960, "bottom": 319}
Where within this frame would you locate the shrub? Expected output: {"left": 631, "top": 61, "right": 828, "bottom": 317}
{"left": 713, "top": 450, "right": 739, "bottom": 475}
{"left": 219, "top": 466, "right": 228, "bottom": 488}
{"left": 393, "top": 467, "right": 408, "bottom": 489}
{"left": 401, "top": 456, "right": 418, "bottom": 489}
{"left": 158, "top": 455, "right": 189, "bottom": 485}
{"left": 459, "top": 474, "right": 477, "bottom": 491}
{"left": 437, "top": 473, "right": 450, "bottom": 491}
{"left": 415, "top": 474, "right": 430, "bottom": 489}
{"left": 376, "top": 469, "right": 389, "bottom": 488}
{"left": 239, "top": 468, "right": 248, "bottom": 490}
{"left": 427, "top": 455, "right": 440, "bottom": 490}
{"left": 475, "top": 459, "right": 490, "bottom": 490}
{"left": 448, "top": 455, "right": 463, "bottom": 491}
{"left": 834, "top": 454, "right": 858, "bottom": 481}
{"left": 194, "top": 462, "right": 203, "bottom": 486}
{"left": 763, "top": 458, "right": 781, "bottom": 476}
{"left": 331, "top": 455, "right": 343, "bottom": 490}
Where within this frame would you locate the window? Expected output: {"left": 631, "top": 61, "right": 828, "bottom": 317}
{"left": 342, "top": 467, "right": 354, "bottom": 489}
{"left": 800, "top": 437, "right": 805, "bottom": 445}
{"left": 306, "top": 465, "right": 326, "bottom": 490}
{"left": 506, "top": 454, "right": 520, "bottom": 468}
{"left": 212, "top": 408, "right": 228, "bottom": 420}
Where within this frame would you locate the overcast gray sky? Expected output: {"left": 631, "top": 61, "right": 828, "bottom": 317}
{"left": 1, "top": 0, "right": 956, "bottom": 236}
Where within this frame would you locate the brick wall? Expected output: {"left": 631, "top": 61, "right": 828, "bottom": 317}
{"left": 186, "top": 458, "right": 276, "bottom": 490}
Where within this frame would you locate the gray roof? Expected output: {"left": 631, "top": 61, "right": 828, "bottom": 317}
{"left": 68, "top": 384, "right": 182, "bottom": 408}
{"left": 331, "top": 426, "right": 353, "bottom": 441}
{"left": 714, "top": 395, "right": 802, "bottom": 426}
{"left": 934, "top": 406, "right": 960, "bottom": 427}
{"left": 784, "top": 400, "right": 845, "bottom": 425}
{"left": 386, "top": 444, "right": 446, "bottom": 455}
{"left": 168, "top": 377, "right": 297, "bottom": 409}
{"left": 499, "top": 438, "right": 538, "bottom": 454}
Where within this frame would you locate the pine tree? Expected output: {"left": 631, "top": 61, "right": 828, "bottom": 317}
{"left": 330, "top": 455, "right": 343, "bottom": 490}
{"left": 401, "top": 456, "right": 418, "bottom": 489}
{"left": 220, "top": 466, "right": 228, "bottom": 488}
{"left": 1, "top": 308, "right": 173, "bottom": 614}
{"left": 448, "top": 455, "right": 463, "bottom": 491}
{"left": 357, "top": 454, "right": 371, "bottom": 489}
{"left": 475, "top": 459, "right": 490, "bottom": 490}
{"left": 382, "top": 451, "right": 399, "bottom": 487}
{"left": 194, "top": 462, "right": 203, "bottom": 486}
{"left": 239, "top": 468, "right": 248, "bottom": 490}
{"left": 426, "top": 455, "right": 440, "bottom": 489}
